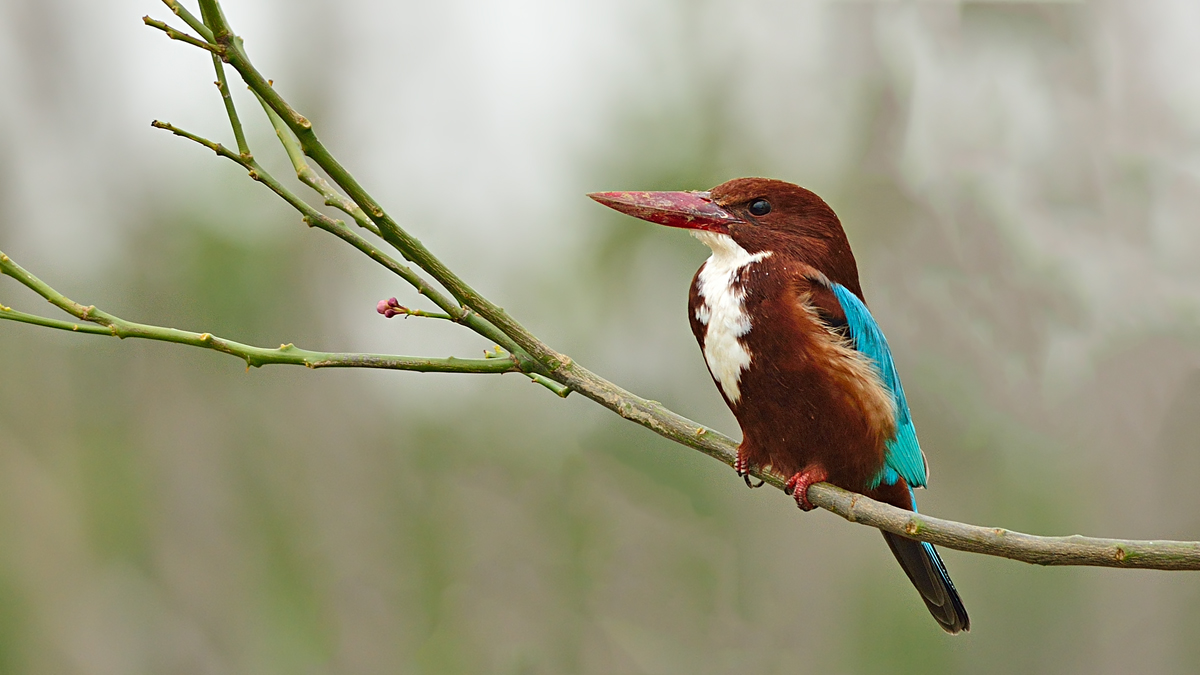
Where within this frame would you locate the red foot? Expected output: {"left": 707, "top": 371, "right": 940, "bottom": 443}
{"left": 735, "top": 449, "right": 764, "bottom": 489}
{"left": 784, "top": 467, "right": 829, "bottom": 511}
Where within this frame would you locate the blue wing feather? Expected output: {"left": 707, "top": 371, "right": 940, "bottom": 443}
{"left": 827, "top": 283, "right": 927, "bottom": 489}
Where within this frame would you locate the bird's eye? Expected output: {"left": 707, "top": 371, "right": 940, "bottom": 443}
{"left": 748, "top": 199, "right": 771, "bottom": 216}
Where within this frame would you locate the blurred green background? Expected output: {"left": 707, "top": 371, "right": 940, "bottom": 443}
{"left": 2, "top": 0, "right": 1200, "bottom": 673}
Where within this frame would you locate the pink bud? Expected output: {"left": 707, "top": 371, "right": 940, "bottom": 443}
{"left": 377, "top": 297, "right": 407, "bottom": 318}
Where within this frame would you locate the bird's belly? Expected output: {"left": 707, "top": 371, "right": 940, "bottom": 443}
{"left": 732, "top": 300, "right": 897, "bottom": 488}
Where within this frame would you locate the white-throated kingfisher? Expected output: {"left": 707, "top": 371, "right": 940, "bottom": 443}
{"left": 589, "top": 177, "right": 969, "bottom": 633}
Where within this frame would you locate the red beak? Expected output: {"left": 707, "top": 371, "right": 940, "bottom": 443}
{"left": 587, "top": 190, "right": 743, "bottom": 234}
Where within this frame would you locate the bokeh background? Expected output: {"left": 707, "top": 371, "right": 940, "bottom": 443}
{"left": 1, "top": 0, "right": 1199, "bottom": 672}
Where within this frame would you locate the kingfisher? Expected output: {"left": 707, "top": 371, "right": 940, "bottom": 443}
{"left": 589, "top": 178, "right": 969, "bottom": 633}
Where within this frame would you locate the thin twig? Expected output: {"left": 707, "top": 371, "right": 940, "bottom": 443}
{"left": 212, "top": 58, "right": 249, "bottom": 155}
{"left": 142, "top": 17, "right": 223, "bottom": 56}
{"left": 253, "top": 91, "right": 378, "bottom": 236}
{"left": 192, "top": 1, "right": 634, "bottom": 410}
{"left": 196, "top": 2, "right": 560, "bottom": 363}
{"left": 0, "top": 305, "right": 111, "bottom": 335}
{"left": 816, "top": 483, "right": 1200, "bottom": 570}
{"left": 147, "top": 121, "right": 531, "bottom": 366}
{"left": 0, "top": 251, "right": 519, "bottom": 374}
{"left": 379, "top": 299, "right": 455, "bottom": 321}
{"left": 394, "top": 309, "right": 454, "bottom": 320}
{"left": 161, "top": 0, "right": 214, "bottom": 42}
{"left": 146, "top": 120, "right": 566, "bottom": 396}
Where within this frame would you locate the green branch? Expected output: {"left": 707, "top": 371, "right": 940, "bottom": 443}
{"left": 194, "top": 1, "right": 572, "bottom": 378}
{"left": 146, "top": 120, "right": 549, "bottom": 381}
{"left": 253, "top": 92, "right": 378, "bottom": 237}
{"left": 153, "top": 3, "right": 245, "bottom": 155}
{"left": 184, "top": 0, "right": 722, "bottom": 428}
{"left": 143, "top": 16, "right": 223, "bottom": 56}
{"left": 0, "top": 305, "right": 111, "bottom": 335}
{"left": 0, "top": 250, "right": 518, "bottom": 374}
{"left": 212, "top": 57, "right": 248, "bottom": 156}
{"left": 378, "top": 297, "right": 454, "bottom": 321}
{"left": 816, "top": 484, "right": 1200, "bottom": 570}
{"left": 161, "top": 0, "right": 214, "bottom": 42}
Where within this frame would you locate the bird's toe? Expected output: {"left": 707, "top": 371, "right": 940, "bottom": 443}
{"left": 734, "top": 451, "right": 764, "bottom": 488}
{"left": 784, "top": 467, "right": 828, "bottom": 511}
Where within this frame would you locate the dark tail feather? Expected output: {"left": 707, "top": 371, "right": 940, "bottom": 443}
{"left": 882, "top": 531, "right": 970, "bottom": 634}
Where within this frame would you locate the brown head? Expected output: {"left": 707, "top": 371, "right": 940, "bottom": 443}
{"left": 589, "top": 177, "right": 863, "bottom": 298}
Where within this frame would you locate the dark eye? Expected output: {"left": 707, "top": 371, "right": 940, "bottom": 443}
{"left": 748, "top": 199, "right": 771, "bottom": 216}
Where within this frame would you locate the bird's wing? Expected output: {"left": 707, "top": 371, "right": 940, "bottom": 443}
{"left": 821, "top": 281, "right": 927, "bottom": 489}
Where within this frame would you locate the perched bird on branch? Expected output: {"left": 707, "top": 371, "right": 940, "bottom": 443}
{"left": 589, "top": 178, "right": 969, "bottom": 633}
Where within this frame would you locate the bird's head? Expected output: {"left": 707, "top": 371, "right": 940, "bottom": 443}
{"left": 589, "top": 177, "right": 862, "bottom": 296}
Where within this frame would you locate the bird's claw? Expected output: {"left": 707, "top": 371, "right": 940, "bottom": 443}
{"left": 783, "top": 467, "right": 829, "bottom": 511}
{"left": 735, "top": 451, "right": 764, "bottom": 488}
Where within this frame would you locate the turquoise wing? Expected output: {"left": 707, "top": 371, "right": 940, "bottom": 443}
{"left": 828, "top": 283, "right": 927, "bottom": 489}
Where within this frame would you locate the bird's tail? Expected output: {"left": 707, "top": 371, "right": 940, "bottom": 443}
{"left": 881, "top": 531, "right": 970, "bottom": 634}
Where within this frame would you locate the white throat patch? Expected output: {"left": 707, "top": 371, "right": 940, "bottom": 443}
{"left": 692, "top": 231, "right": 771, "bottom": 404}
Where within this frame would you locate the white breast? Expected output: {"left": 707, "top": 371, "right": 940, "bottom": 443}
{"left": 692, "top": 231, "right": 771, "bottom": 405}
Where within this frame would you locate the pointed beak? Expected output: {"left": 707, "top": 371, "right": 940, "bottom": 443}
{"left": 587, "top": 190, "right": 743, "bottom": 234}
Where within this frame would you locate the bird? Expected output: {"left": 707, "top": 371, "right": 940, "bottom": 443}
{"left": 588, "top": 177, "right": 969, "bottom": 633}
